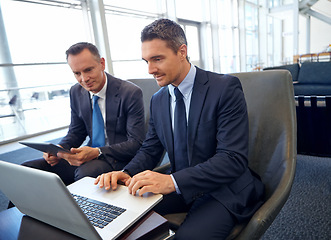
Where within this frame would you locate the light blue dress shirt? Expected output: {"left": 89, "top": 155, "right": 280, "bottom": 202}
{"left": 168, "top": 64, "right": 196, "bottom": 194}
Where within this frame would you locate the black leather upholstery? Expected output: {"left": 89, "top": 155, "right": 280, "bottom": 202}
{"left": 227, "top": 70, "right": 297, "bottom": 239}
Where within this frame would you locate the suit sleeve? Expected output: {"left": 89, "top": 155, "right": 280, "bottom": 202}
{"left": 124, "top": 95, "right": 165, "bottom": 175}
{"left": 100, "top": 85, "right": 145, "bottom": 163}
{"left": 59, "top": 86, "right": 88, "bottom": 150}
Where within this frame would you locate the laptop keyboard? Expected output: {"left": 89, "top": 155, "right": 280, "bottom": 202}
{"left": 72, "top": 193, "right": 126, "bottom": 229}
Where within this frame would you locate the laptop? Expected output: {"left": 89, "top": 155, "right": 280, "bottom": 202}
{"left": 0, "top": 160, "right": 162, "bottom": 240}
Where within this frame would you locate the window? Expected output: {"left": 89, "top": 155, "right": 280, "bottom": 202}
{"left": 0, "top": 0, "right": 88, "bottom": 141}
{"left": 103, "top": 0, "right": 165, "bottom": 79}
{"left": 245, "top": 2, "right": 259, "bottom": 71}
{"left": 218, "top": 0, "right": 240, "bottom": 73}
{"left": 105, "top": 14, "right": 156, "bottom": 79}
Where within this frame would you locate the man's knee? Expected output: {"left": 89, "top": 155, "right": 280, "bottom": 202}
{"left": 174, "top": 194, "right": 235, "bottom": 240}
{"left": 74, "top": 160, "right": 113, "bottom": 181}
{"left": 175, "top": 222, "right": 234, "bottom": 240}
{"left": 22, "top": 158, "right": 48, "bottom": 169}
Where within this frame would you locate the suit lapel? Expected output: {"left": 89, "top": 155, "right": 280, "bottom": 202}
{"left": 105, "top": 73, "right": 121, "bottom": 144}
{"left": 187, "top": 68, "right": 209, "bottom": 165}
{"left": 81, "top": 87, "right": 92, "bottom": 135}
{"left": 159, "top": 88, "right": 175, "bottom": 162}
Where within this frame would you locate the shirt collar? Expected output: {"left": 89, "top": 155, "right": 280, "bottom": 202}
{"left": 168, "top": 64, "right": 196, "bottom": 100}
{"left": 89, "top": 72, "right": 107, "bottom": 100}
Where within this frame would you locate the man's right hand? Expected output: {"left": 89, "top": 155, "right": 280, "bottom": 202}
{"left": 94, "top": 171, "right": 131, "bottom": 191}
{"left": 43, "top": 152, "right": 61, "bottom": 166}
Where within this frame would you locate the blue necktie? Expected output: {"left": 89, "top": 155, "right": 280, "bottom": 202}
{"left": 174, "top": 88, "right": 189, "bottom": 171}
{"left": 91, "top": 95, "right": 105, "bottom": 147}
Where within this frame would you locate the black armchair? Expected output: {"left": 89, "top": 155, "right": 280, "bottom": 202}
{"left": 157, "top": 70, "right": 297, "bottom": 239}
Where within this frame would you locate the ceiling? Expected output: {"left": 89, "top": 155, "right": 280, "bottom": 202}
{"left": 269, "top": 0, "right": 331, "bottom": 25}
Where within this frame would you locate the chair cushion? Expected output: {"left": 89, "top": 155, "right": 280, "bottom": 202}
{"left": 263, "top": 63, "right": 300, "bottom": 81}
{"left": 293, "top": 84, "right": 331, "bottom": 96}
{"left": 298, "top": 62, "right": 331, "bottom": 84}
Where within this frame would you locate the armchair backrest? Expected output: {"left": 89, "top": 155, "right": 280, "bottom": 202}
{"left": 127, "top": 78, "right": 160, "bottom": 132}
{"left": 229, "top": 70, "right": 297, "bottom": 239}
{"left": 263, "top": 63, "right": 300, "bottom": 82}
{"left": 298, "top": 62, "right": 331, "bottom": 84}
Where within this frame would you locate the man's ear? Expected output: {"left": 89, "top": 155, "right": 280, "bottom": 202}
{"left": 100, "top": 57, "right": 106, "bottom": 70}
{"left": 178, "top": 44, "right": 188, "bottom": 60}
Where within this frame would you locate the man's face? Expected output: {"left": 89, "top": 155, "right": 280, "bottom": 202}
{"left": 67, "top": 48, "right": 106, "bottom": 93}
{"left": 142, "top": 39, "right": 187, "bottom": 87}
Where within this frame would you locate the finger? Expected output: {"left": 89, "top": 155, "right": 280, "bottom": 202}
{"left": 57, "top": 152, "right": 65, "bottom": 159}
{"left": 69, "top": 148, "right": 81, "bottom": 154}
{"left": 65, "top": 158, "right": 77, "bottom": 166}
{"left": 124, "top": 178, "right": 131, "bottom": 187}
{"left": 57, "top": 151, "right": 76, "bottom": 160}
{"left": 43, "top": 152, "right": 49, "bottom": 160}
{"left": 99, "top": 174, "right": 105, "bottom": 188}
{"left": 138, "top": 185, "right": 154, "bottom": 196}
{"left": 110, "top": 173, "right": 118, "bottom": 190}
{"left": 94, "top": 175, "right": 100, "bottom": 185}
{"left": 130, "top": 179, "right": 150, "bottom": 196}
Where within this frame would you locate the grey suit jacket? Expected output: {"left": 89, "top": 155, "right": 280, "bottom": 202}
{"left": 59, "top": 73, "right": 145, "bottom": 170}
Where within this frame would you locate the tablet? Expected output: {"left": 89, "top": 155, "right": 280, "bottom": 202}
{"left": 19, "top": 142, "right": 70, "bottom": 156}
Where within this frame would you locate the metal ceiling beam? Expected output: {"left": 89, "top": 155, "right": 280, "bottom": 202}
{"left": 305, "top": 8, "right": 331, "bottom": 25}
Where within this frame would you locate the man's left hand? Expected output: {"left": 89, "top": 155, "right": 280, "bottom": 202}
{"left": 57, "top": 146, "right": 99, "bottom": 166}
{"left": 128, "top": 170, "right": 176, "bottom": 196}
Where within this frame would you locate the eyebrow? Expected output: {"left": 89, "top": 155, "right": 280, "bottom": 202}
{"left": 142, "top": 55, "right": 163, "bottom": 62}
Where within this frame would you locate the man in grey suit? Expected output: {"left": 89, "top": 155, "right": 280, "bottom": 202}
{"left": 22, "top": 42, "right": 145, "bottom": 185}
{"left": 95, "top": 19, "right": 264, "bottom": 239}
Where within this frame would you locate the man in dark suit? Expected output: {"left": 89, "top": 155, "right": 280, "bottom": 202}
{"left": 95, "top": 19, "right": 265, "bottom": 239}
{"left": 22, "top": 42, "right": 145, "bottom": 185}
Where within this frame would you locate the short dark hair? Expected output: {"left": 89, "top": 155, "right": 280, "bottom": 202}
{"left": 65, "top": 42, "right": 100, "bottom": 61}
{"left": 141, "top": 19, "right": 189, "bottom": 61}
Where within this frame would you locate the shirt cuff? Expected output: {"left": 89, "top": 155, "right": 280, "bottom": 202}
{"left": 170, "top": 174, "right": 181, "bottom": 194}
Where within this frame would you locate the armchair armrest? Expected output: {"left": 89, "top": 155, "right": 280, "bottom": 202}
{"left": 153, "top": 162, "right": 171, "bottom": 173}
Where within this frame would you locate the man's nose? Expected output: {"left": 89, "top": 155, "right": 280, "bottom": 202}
{"left": 81, "top": 73, "right": 89, "bottom": 82}
{"left": 148, "top": 62, "right": 157, "bottom": 75}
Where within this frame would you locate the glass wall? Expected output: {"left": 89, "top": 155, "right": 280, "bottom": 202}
{"left": 103, "top": 0, "right": 164, "bottom": 79}
{"left": 218, "top": 0, "right": 240, "bottom": 73}
{"left": 0, "top": 0, "right": 88, "bottom": 142}
{"left": 3, "top": 0, "right": 324, "bottom": 143}
{"left": 245, "top": 2, "right": 259, "bottom": 71}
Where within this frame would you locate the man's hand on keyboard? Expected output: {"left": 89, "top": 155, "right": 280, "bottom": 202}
{"left": 127, "top": 170, "right": 176, "bottom": 196}
{"left": 95, "top": 171, "right": 131, "bottom": 191}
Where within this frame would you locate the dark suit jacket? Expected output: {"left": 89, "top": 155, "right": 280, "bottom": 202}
{"left": 59, "top": 73, "right": 145, "bottom": 170}
{"left": 125, "top": 67, "right": 264, "bottom": 222}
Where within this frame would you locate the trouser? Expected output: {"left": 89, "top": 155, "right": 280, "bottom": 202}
{"left": 21, "top": 158, "right": 114, "bottom": 185}
{"left": 154, "top": 193, "right": 236, "bottom": 240}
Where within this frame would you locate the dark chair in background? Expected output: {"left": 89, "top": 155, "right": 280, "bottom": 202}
{"left": 264, "top": 60, "right": 331, "bottom": 156}
{"left": 128, "top": 78, "right": 161, "bottom": 133}
{"left": 127, "top": 78, "right": 169, "bottom": 166}
{"left": 263, "top": 63, "right": 300, "bottom": 82}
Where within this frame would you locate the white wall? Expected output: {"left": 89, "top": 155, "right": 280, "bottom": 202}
{"left": 310, "top": 17, "right": 331, "bottom": 53}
